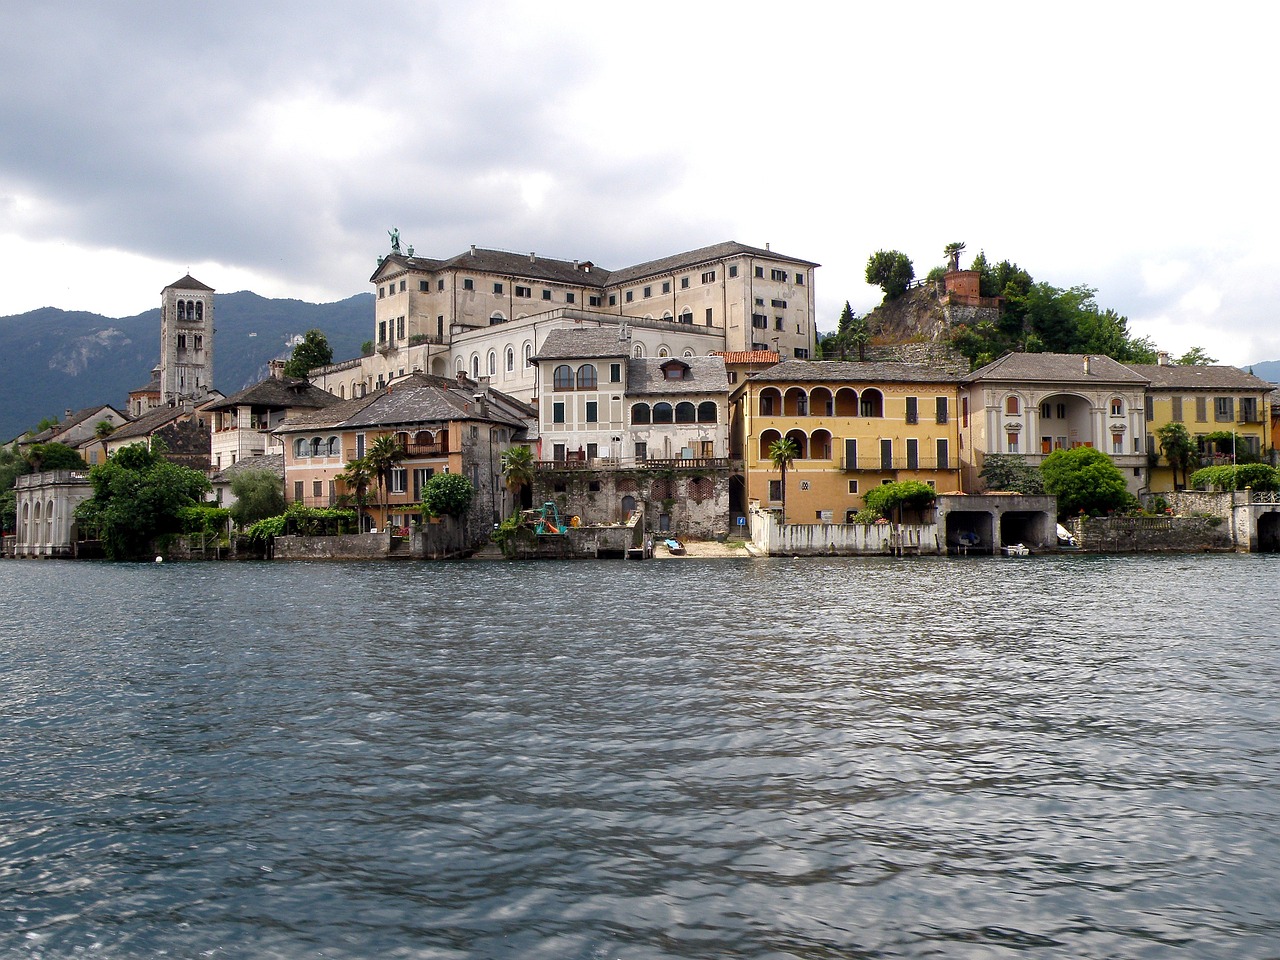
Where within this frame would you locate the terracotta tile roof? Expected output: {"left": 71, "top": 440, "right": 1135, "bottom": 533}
{"left": 1126, "top": 364, "right": 1273, "bottom": 391}
{"left": 965, "top": 352, "right": 1149, "bottom": 384}
{"left": 713, "top": 350, "right": 780, "bottom": 365}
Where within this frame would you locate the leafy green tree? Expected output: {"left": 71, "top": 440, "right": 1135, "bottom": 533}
{"left": 979, "top": 454, "right": 1046, "bottom": 494}
{"left": 767, "top": 436, "right": 799, "bottom": 523}
{"left": 1040, "top": 447, "right": 1135, "bottom": 518}
{"left": 1177, "top": 347, "right": 1217, "bottom": 365}
{"left": 500, "top": 444, "right": 535, "bottom": 509}
{"left": 865, "top": 250, "right": 915, "bottom": 300}
{"left": 75, "top": 441, "right": 211, "bottom": 559}
{"left": 336, "top": 457, "right": 373, "bottom": 529}
{"left": 0, "top": 445, "right": 32, "bottom": 532}
{"left": 863, "top": 480, "right": 937, "bottom": 520}
{"left": 25, "top": 442, "right": 87, "bottom": 472}
{"left": 1189, "top": 463, "right": 1280, "bottom": 492}
{"left": 1156, "top": 423, "right": 1198, "bottom": 489}
{"left": 361, "top": 340, "right": 374, "bottom": 357}
{"left": 229, "top": 469, "right": 286, "bottom": 526}
{"left": 422, "top": 473, "right": 474, "bottom": 518}
{"left": 283, "top": 329, "right": 334, "bottom": 378}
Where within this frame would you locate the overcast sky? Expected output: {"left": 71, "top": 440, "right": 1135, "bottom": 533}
{"left": 2, "top": 2, "right": 1276, "bottom": 365}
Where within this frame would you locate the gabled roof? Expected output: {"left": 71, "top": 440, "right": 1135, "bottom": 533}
{"left": 1126, "top": 363, "right": 1273, "bottom": 391}
{"left": 713, "top": 350, "right": 781, "bottom": 365}
{"left": 107, "top": 404, "right": 194, "bottom": 441}
{"left": 165, "top": 274, "right": 214, "bottom": 292}
{"left": 748, "top": 359, "right": 961, "bottom": 384}
{"left": 275, "top": 373, "right": 535, "bottom": 435}
{"left": 607, "top": 241, "right": 818, "bottom": 285}
{"left": 210, "top": 453, "right": 284, "bottom": 484}
{"left": 964, "top": 352, "right": 1149, "bottom": 385}
{"left": 24, "top": 405, "right": 126, "bottom": 444}
{"left": 535, "top": 328, "right": 632, "bottom": 361}
{"left": 627, "top": 356, "right": 728, "bottom": 396}
{"left": 203, "top": 375, "right": 339, "bottom": 413}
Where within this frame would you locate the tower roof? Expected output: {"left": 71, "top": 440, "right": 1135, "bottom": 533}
{"left": 164, "top": 274, "right": 214, "bottom": 292}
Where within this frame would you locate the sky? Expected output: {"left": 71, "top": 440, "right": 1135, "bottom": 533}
{"left": 2, "top": 2, "right": 1277, "bottom": 365}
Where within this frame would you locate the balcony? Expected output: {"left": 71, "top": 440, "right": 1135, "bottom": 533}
{"left": 841, "top": 457, "right": 953, "bottom": 472}
{"left": 535, "top": 456, "right": 731, "bottom": 471}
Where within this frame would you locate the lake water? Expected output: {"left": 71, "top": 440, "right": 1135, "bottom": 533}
{"left": 3, "top": 554, "right": 1279, "bottom": 959}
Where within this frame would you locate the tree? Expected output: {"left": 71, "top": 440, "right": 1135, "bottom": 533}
{"left": 0, "top": 445, "right": 32, "bottom": 533}
{"left": 979, "top": 454, "right": 1046, "bottom": 494}
{"left": 865, "top": 250, "right": 915, "bottom": 300}
{"left": 863, "top": 480, "right": 937, "bottom": 520}
{"left": 1177, "top": 347, "right": 1217, "bottom": 366}
{"left": 767, "top": 436, "right": 799, "bottom": 524}
{"left": 500, "top": 445, "right": 535, "bottom": 510}
{"left": 364, "top": 434, "right": 406, "bottom": 525}
{"left": 943, "top": 241, "right": 966, "bottom": 272}
{"left": 1156, "top": 423, "right": 1198, "bottom": 490}
{"left": 1040, "top": 447, "right": 1135, "bottom": 518}
{"left": 94, "top": 419, "right": 116, "bottom": 461}
{"left": 336, "top": 457, "right": 373, "bottom": 530}
{"left": 283, "top": 329, "right": 334, "bottom": 378}
{"left": 229, "top": 469, "right": 287, "bottom": 526}
{"left": 75, "top": 441, "right": 211, "bottom": 559}
{"left": 1189, "top": 463, "right": 1280, "bottom": 492}
{"left": 422, "top": 472, "right": 474, "bottom": 518}
{"left": 25, "top": 442, "right": 86, "bottom": 473}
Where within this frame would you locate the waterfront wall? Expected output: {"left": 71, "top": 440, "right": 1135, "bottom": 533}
{"left": 1069, "top": 515, "right": 1232, "bottom": 552}
{"left": 532, "top": 466, "right": 730, "bottom": 540}
{"left": 751, "top": 506, "right": 940, "bottom": 556}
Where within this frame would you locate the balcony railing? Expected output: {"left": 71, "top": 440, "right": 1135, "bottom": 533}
{"left": 535, "top": 456, "right": 731, "bottom": 471}
{"left": 840, "top": 457, "right": 953, "bottom": 472}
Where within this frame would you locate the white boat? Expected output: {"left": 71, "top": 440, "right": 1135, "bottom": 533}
{"left": 1002, "top": 543, "right": 1030, "bottom": 556}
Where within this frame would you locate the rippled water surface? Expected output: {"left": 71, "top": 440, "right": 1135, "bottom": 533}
{"left": 3, "top": 555, "right": 1280, "bottom": 958}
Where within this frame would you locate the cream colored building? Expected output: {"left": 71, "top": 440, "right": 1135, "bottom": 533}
{"left": 307, "top": 241, "right": 817, "bottom": 404}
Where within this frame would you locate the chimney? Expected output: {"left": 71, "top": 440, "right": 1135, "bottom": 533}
{"left": 573, "top": 260, "right": 579, "bottom": 270}
{"left": 529, "top": 252, "right": 536, "bottom": 262}
{"left": 765, "top": 242, "right": 771, "bottom": 251}
{"left": 268, "top": 359, "right": 286, "bottom": 379}
{"left": 456, "top": 370, "right": 469, "bottom": 386}
{"left": 65, "top": 408, "right": 72, "bottom": 419}
{"left": 1158, "top": 351, "right": 1171, "bottom": 366}
{"left": 1083, "top": 355, "right": 1092, "bottom": 375}
{"left": 470, "top": 244, "right": 476, "bottom": 256}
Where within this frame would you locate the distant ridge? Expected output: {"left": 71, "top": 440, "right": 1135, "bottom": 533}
{"left": 0, "top": 291, "right": 372, "bottom": 441}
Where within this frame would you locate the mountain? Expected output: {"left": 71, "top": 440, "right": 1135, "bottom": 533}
{"left": 0, "top": 291, "right": 373, "bottom": 441}
{"left": 1243, "top": 360, "right": 1280, "bottom": 383}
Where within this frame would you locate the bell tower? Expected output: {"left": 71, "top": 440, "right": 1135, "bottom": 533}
{"left": 159, "top": 274, "right": 215, "bottom": 403}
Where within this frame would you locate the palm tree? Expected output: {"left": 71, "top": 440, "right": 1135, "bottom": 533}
{"left": 93, "top": 419, "right": 115, "bottom": 462}
{"left": 364, "top": 434, "right": 406, "bottom": 529}
{"left": 500, "top": 444, "right": 535, "bottom": 512}
{"left": 336, "top": 457, "right": 374, "bottom": 531}
{"left": 768, "top": 436, "right": 799, "bottom": 525}
{"left": 1157, "top": 422, "right": 1198, "bottom": 490}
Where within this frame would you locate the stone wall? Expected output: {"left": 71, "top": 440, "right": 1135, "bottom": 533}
{"left": 532, "top": 466, "right": 730, "bottom": 539}
{"left": 751, "top": 506, "right": 941, "bottom": 556}
{"left": 1070, "top": 515, "right": 1232, "bottom": 552}
{"left": 274, "top": 532, "right": 404, "bottom": 560}
{"left": 864, "top": 341, "right": 969, "bottom": 374}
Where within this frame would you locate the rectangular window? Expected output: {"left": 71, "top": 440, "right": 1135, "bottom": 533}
{"left": 378, "top": 287, "right": 385, "bottom": 299}
{"left": 634, "top": 441, "right": 647, "bottom": 462}
{"left": 1172, "top": 396, "right": 1183, "bottom": 422}
{"left": 848, "top": 479, "right": 859, "bottom": 494}
{"left": 413, "top": 468, "right": 433, "bottom": 499}
{"left": 378, "top": 321, "right": 386, "bottom": 343}
{"left": 437, "top": 279, "right": 444, "bottom": 291}
{"left": 553, "top": 443, "right": 566, "bottom": 462}
{"left": 880, "top": 439, "right": 893, "bottom": 470}
{"left": 609, "top": 294, "right": 617, "bottom": 306}
{"left": 1041, "top": 401, "right": 1052, "bottom": 419}
{"left": 1145, "top": 396, "right": 1154, "bottom": 421}
{"left": 844, "top": 438, "right": 857, "bottom": 469}
{"left": 1214, "top": 397, "right": 1234, "bottom": 422}
{"left": 774, "top": 317, "right": 784, "bottom": 330}
{"left": 794, "top": 348, "right": 809, "bottom": 359}
{"left": 937, "top": 438, "right": 949, "bottom": 470}
{"left": 1110, "top": 398, "right": 1124, "bottom": 417}
{"left": 463, "top": 278, "right": 473, "bottom": 290}
{"left": 515, "top": 285, "right": 531, "bottom": 298}
{"left": 396, "top": 316, "right": 405, "bottom": 339}
{"left": 493, "top": 282, "right": 504, "bottom": 294}
{"left": 419, "top": 280, "right": 428, "bottom": 291}
{"left": 542, "top": 289, "right": 552, "bottom": 300}
{"left": 755, "top": 266, "right": 764, "bottom": 278}
{"left": 1196, "top": 396, "right": 1207, "bottom": 422}
{"left": 795, "top": 273, "right": 804, "bottom": 284}
{"left": 905, "top": 396, "right": 918, "bottom": 424}
{"left": 935, "top": 396, "right": 948, "bottom": 424}
{"left": 1112, "top": 434, "right": 1123, "bottom": 454}
{"left": 626, "top": 290, "right": 634, "bottom": 302}
{"left": 293, "top": 480, "right": 303, "bottom": 500}
{"left": 701, "top": 271, "right": 716, "bottom": 284}
{"left": 588, "top": 295, "right": 600, "bottom": 307}
{"left": 771, "top": 299, "right": 787, "bottom": 308}
{"left": 313, "top": 480, "right": 323, "bottom": 498}
{"left": 1240, "top": 397, "right": 1258, "bottom": 422}
{"left": 1057, "top": 403, "right": 1067, "bottom": 419}
{"left": 771, "top": 268, "right": 788, "bottom": 281}
{"left": 566, "top": 292, "right": 575, "bottom": 304}
{"left": 1007, "top": 432, "right": 1019, "bottom": 453}
{"left": 681, "top": 277, "right": 690, "bottom": 289}
{"left": 753, "top": 314, "right": 767, "bottom": 329}
{"left": 728, "top": 266, "right": 738, "bottom": 279}
{"left": 705, "top": 308, "right": 713, "bottom": 325}
{"left": 643, "top": 286, "right": 651, "bottom": 298}
{"left": 962, "top": 397, "right": 969, "bottom": 427}
{"left": 768, "top": 479, "right": 782, "bottom": 501}
{"left": 609, "top": 363, "right": 621, "bottom": 382}
{"left": 586, "top": 401, "right": 598, "bottom": 423}
{"left": 586, "top": 442, "right": 598, "bottom": 460}
{"left": 553, "top": 401, "right": 565, "bottom": 424}
{"left": 906, "top": 438, "right": 919, "bottom": 470}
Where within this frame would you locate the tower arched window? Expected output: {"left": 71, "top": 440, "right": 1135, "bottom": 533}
{"left": 195, "top": 301, "right": 203, "bottom": 321}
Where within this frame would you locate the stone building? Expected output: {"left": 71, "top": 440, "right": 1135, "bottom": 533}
{"left": 159, "top": 274, "right": 215, "bottom": 403}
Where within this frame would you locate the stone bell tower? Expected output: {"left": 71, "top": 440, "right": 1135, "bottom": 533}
{"left": 159, "top": 274, "right": 215, "bottom": 403}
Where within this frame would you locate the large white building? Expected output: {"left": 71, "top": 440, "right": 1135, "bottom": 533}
{"left": 308, "top": 240, "right": 819, "bottom": 405}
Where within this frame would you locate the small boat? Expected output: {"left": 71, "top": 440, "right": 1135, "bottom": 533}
{"left": 664, "top": 538, "right": 685, "bottom": 555}
{"left": 1002, "top": 543, "right": 1030, "bottom": 556}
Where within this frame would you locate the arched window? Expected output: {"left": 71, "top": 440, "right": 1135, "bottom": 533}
{"left": 327, "top": 437, "right": 340, "bottom": 456}
{"left": 810, "top": 387, "right": 834, "bottom": 416}
{"left": 1110, "top": 397, "right": 1124, "bottom": 417}
{"left": 759, "top": 388, "right": 782, "bottom": 416}
{"left": 632, "top": 343, "right": 645, "bottom": 358}
{"left": 759, "top": 429, "right": 782, "bottom": 460}
{"left": 810, "top": 429, "right": 832, "bottom": 460}
{"left": 553, "top": 364, "right": 574, "bottom": 389}
{"left": 653, "top": 402, "right": 674, "bottom": 423}
{"left": 1005, "top": 395, "right": 1020, "bottom": 415}
{"left": 662, "top": 311, "right": 673, "bottom": 321}
{"left": 195, "top": 301, "right": 203, "bottom": 321}
{"left": 415, "top": 430, "right": 433, "bottom": 446}
{"left": 834, "top": 387, "right": 859, "bottom": 417}
{"left": 524, "top": 342, "right": 533, "bottom": 365}
{"left": 658, "top": 346, "right": 670, "bottom": 358}
{"left": 455, "top": 357, "right": 465, "bottom": 375}
{"left": 506, "top": 347, "right": 515, "bottom": 373}
{"left": 683, "top": 349, "right": 694, "bottom": 358}
{"left": 697, "top": 401, "right": 717, "bottom": 423}
{"left": 490, "top": 312, "right": 506, "bottom": 325}
{"left": 675, "top": 402, "right": 696, "bottom": 423}
{"left": 786, "top": 429, "right": 809, "bottom": 459}
{"left": 860, "top": 389, "right": 884, "bottom": 418}
{"left": 294, "top": 438, "right": 308, "bottom": 458}
{"left": 310, "top": 437, "right": 323, "bottom": 457}
{"left": 488, "top": 350, "right": 497, "bottom": 376}
{"left": 177, "top": 301, "right": 185, "bottom": 321}
{"left": 339, "top": 385, "right": 346, "bottom": 399}
{"left": 631, "top": 403, "right": 651, "bottom": 425}
{"left": 679, "top": 308, "right": 692, "bottom": 324}
{"left": 395, "top": 432, "right": 409, "bottom": 449}
{"left": 471, "top": 354, "right": 480, "bottom": 378}
{"left": 576, "top": 364, "right": 597, "bottom": 389}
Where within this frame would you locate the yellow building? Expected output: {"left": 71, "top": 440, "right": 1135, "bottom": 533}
{"left": 1130, "top": 360, "right": 1273, "bottom": 492}
{"left": 732, "top": 361, "right": 963, "bottom": 523}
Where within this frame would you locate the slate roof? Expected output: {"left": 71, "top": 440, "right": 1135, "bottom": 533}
{"left": 371, "top": 241, "right": 818, "bottom": 288}
{"left": 627, "top": 356, "right": 729, "bottom": 396}
{"left": 748, "top": 359, "right": 961, "bottom": 384}
{"left": 275, "top": 373, "right": 534, "bottom": 434}
{"left": 210, "top": 453, "right": 283, "bottom": 484}
{"left": 165, "top": 274, "right": 214, "bottom": 292}
{"left": 108, "top": 404, "right": 194, "bottom": 441}
{"left": 24, "top": 405, "right": 125, "bottom": 444}
{"left": 965, "top": 352, "right": 1149, "bottom": 384}
{"left": 203, "top": 375, "right": 339, "bottom": 412}
{"left": 1126, "top": 364, "right": 1273, "bottom": 391}
{"left": 535, "top": 328, "right": 632, "bottom": 361}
